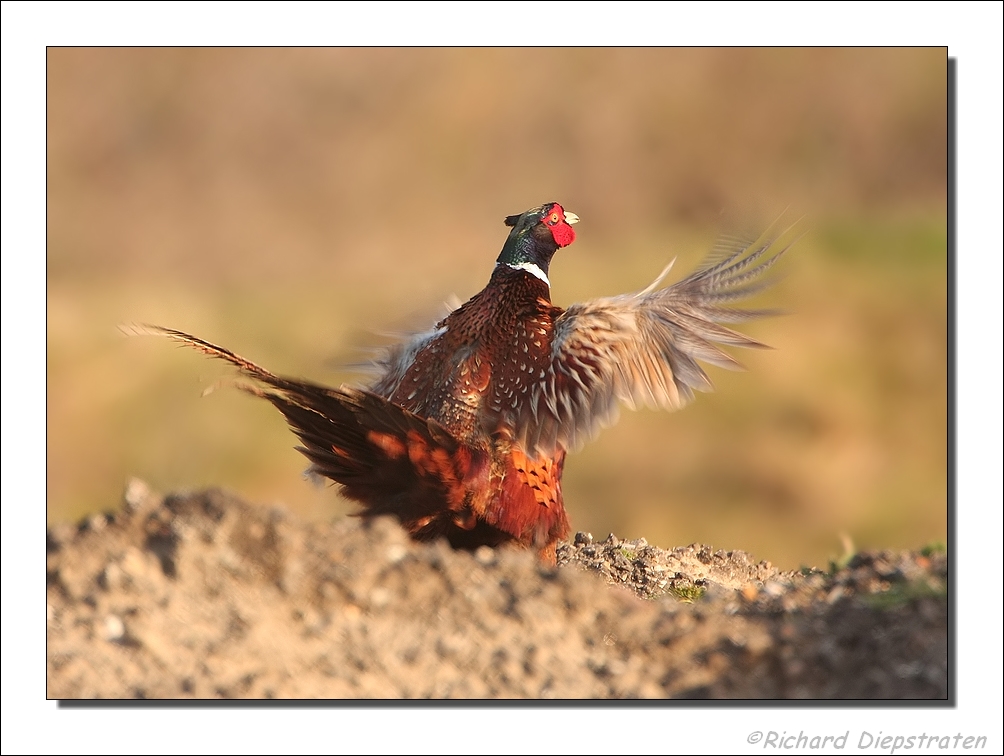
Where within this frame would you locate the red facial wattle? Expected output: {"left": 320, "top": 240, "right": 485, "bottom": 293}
{"left": 546, "top": 204, "right": 577, "bottom": 248}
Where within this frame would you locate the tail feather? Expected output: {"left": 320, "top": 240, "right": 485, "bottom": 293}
{"left": 134, "top": 325, "right": 492, "bottom": 543}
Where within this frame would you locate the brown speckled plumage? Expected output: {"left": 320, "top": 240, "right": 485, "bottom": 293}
{"left": 142, "top": 203, "right": 794, "bottom": 564}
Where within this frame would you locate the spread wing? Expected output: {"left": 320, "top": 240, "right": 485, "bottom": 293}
{"left": 516, "top": 220, "right": 800, "bottom": 457}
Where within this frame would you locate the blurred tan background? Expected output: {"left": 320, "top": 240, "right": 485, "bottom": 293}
{"left": 47, "top": 48, "right": 947, "bottom": 569}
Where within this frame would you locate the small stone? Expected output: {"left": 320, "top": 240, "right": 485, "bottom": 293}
{"left": 386, "top": 544, "right": 408, "bottom": 564}
{"left": 763, "top": 581, "right": 786, "bottom": 597}
{"left": 123, "top": 478, "right": 153, "bottom": 512}
{"left": 606, "top": 659, "right": 626, "bottom": 676}
{"left": 786, "top": 658, "right": 806, "bottom": 677}
{"left": 638, "top": 681, "right": 665, "bottom": 699}
{"left": 573, "top": 531, "right": 593, "bottom": 546}
{"left": 474, "top": 546, "right": 496, "bottom": 565}
{"left": 741, "top": 583, "right": 759, "bottom": 602}
{"left": 102, "top": 614, "right": 125, "bottom": 642}
{"left": 369, "top": 588, "right": 391, "bottom": 609}
{"left": 47, "top": 524, "right": 76, "bottom": 547}
{"left": 101, "top": 562, "right": 124, "bottom": 591}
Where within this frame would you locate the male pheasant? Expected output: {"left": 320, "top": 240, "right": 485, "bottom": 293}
{"left": 147, "top": 202, "right": 793, "bottom": 564}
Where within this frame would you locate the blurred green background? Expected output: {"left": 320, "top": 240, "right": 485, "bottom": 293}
{"left": 47, "top": 48, "right": 947, "bottom": 569}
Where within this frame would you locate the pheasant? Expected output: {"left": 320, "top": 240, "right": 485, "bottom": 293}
{"left": 145, "top": 202, "right": 794, "bottom": 564}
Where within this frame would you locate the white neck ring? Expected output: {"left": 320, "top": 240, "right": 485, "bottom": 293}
{"left": 501, "top": 261, "right": 550, "bottom": 286}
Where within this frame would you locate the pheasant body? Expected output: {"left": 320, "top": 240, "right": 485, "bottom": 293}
{"left": 149, "top": 202, "right": 793, "bottom": 564}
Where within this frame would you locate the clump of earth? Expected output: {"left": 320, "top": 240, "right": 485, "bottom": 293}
{"left": 46, "top": 480, "right": 947, "bottom": 699}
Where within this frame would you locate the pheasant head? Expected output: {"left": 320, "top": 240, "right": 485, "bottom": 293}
{"left": 496, "top": 202, "right": 579, "bottom": 286}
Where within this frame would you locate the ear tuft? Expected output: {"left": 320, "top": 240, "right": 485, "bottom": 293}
{"left": 503, "top": 214, "right": 521, "bottom": 227}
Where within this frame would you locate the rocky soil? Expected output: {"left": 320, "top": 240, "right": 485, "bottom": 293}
{"left": 46, "top": 480, "right": 948, "bottom": 699}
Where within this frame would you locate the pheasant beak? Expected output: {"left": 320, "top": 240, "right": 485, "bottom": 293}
{"left": 564, "top": 211, "right": 580, "bottom": 225}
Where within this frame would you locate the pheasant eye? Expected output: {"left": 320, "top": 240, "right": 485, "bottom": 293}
{"left": 548, "top": 212, "right": 560, "bottom": 225}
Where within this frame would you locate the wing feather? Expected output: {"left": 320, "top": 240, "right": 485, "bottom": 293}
{"left": 515, "top": 220, "right": 797, "bottom": 457}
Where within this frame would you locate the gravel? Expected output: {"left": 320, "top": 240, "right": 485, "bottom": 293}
{"left": 46, "top": 480, "right": 948, "bottom": 699}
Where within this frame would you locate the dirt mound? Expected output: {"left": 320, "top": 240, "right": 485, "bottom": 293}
{"left": 46, "top": 480, "right": 947, "bottom": 699}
